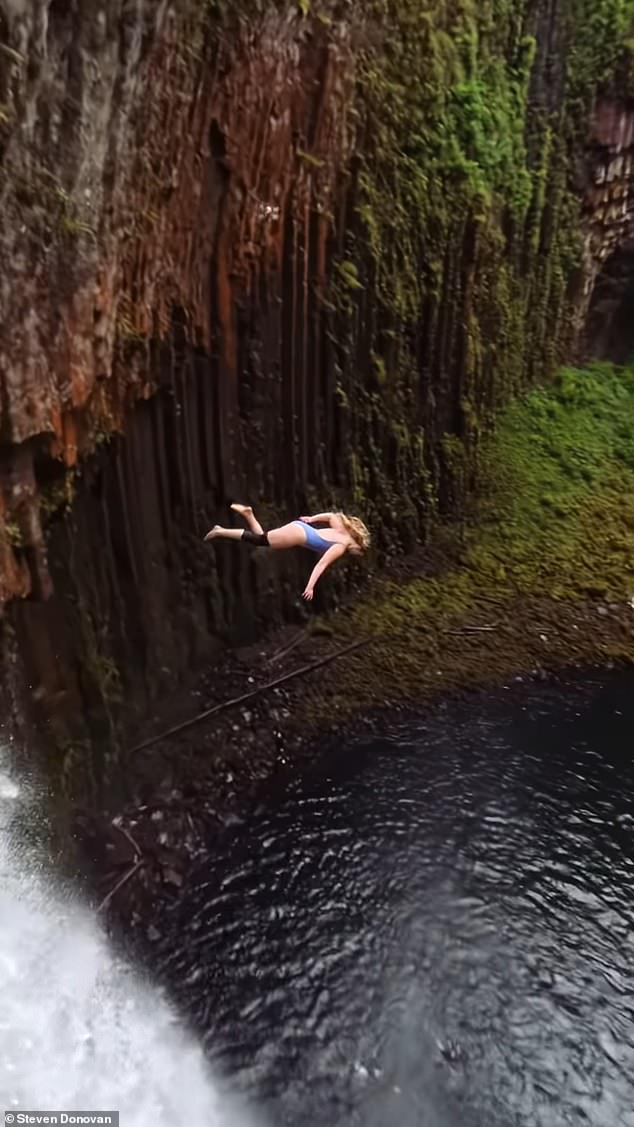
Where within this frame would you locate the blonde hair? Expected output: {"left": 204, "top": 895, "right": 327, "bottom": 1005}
{"left": 339, "top": 513, "right": 371, "bottom": 554}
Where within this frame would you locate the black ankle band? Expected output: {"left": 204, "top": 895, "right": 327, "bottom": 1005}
{"left": 241, "top": 530, "right": 269, "bottom": 547}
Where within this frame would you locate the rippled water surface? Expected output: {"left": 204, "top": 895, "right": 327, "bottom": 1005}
{"left": 157, "top": 673, "right": 634, "bottom": 1127}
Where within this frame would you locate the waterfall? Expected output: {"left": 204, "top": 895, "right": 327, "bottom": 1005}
{"left": 0, "top": 753, "right": 257, "bottom": 1127}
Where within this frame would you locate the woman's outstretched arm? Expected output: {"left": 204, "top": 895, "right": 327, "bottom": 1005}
{"left": 302, "top": 543, "right": 346, "bottom": 600}
{"left": 299, "top": 512, "right": 336, "bottom": 526}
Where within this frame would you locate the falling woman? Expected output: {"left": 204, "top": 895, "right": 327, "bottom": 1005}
{"left": 205, "top": 504, "right": 370, "bottom": 600}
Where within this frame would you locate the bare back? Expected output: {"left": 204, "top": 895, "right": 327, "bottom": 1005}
{"left": 268, "top": 520, "right": 353, "bottom": 551}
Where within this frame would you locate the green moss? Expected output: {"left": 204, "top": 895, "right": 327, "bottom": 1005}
{"left": 116, "top": 293, "right": 147, "bottom": 347}
{"left": 352, "top": 2, "right": 542, "bottom": 327}
{"left": 40, "top": 475, "right": 76, "bottom": 519}
{"left": 52, "top": 183, "right": 96, "bottom": 241}
{"left": 470, "top": 362, "right": 634, "bottom": 599}
{"left": 336, "top": 259, "right": 364, "bottom": 290}
{"left": 4, "top": 520, "right": 23, "bottom": 547}
{"left": 445, "top": 60, "right": 533, "bottom": 220}
{"left": 348, "top": 363, "right": 634, "bottom": 649}
{"left": 297, "top": 148, "right": 325, "bottom": 168}
{"left": 371, "top": 351, "right": 387, "bottom": 385}
{"left": 335, "top": 382, "right": 350, "bottom": 408}
{"left": 60, "top": 215, "right": 96, "bottom": 240}
{"left": 116, "top": 315, "right": 146, "bottom": 344}
{"left": 566, "top": 0, "right": 634, "bottom": 104}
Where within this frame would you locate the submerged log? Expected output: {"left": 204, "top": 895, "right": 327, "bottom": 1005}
{"left": 128, "top": 638, "right": 370, "bottom": 755}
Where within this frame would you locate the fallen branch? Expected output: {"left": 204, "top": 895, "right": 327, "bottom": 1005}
{"left": 128, "top": 638, "right": 370, "bottom": 755}
{"left": 265, "top": 627, "right": 309, "bottom": 667}
{"left": 446, "top": 622, "right": 500, "bottom": 634}
{"left": 96, "top": 859, "right": 144, "bottom": 914}
{"left": 113, "top": 822, "right": 142, "bottom": 861}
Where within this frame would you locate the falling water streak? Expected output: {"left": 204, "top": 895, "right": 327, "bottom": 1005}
{"left": 0, "top": 751, "right": 258, "bottom": 1127}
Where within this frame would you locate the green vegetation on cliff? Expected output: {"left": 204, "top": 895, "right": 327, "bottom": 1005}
{"left": 330, "top": 0, "right": 634, "bottom": 550}
{"left": 355, "top": 0, "right": 634, "bottom": 314}
{"left": 347, "top": 362, "right": 634, "bottom": 649}
{"left": 473, "top": 362, "right": 634, "bottom": 599}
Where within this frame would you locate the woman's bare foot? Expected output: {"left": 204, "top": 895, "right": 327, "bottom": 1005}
{"left": 203, "top": 525, "right": 221, "bottom": 542}
{"left": 230, "top": 502, "right": 264, "bottom": 535}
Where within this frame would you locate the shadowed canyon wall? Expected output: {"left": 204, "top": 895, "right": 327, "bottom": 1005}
{"left": 583, "top": 90, "right": 634, "bottom": 358}
{"left": 0, "top": 0, "right": 633, "bottom": 787}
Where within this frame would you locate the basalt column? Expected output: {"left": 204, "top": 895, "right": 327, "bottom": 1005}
{"left": 582, "top": 97, "right": 634, "bottom": 361}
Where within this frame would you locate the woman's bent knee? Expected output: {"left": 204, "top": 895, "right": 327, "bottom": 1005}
{"left": 242, "top": 530, "right": 269, "bottom": 547}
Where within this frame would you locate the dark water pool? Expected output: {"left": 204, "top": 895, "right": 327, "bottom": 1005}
{"left": 155, "top": 672, "right": 634, "bottom": 1127}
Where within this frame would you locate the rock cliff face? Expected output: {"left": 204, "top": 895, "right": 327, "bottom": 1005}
{"left": 583, "top": 96, "right": 634, "bottom": 359}
{"left": 0, "top": 0, "right": 632, "bottom": 779}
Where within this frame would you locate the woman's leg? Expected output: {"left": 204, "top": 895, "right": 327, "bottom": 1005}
{"left": 205, "top": 517, "right": 305, "bottom": 548}
{"left": 231, "top": 503, "right": 264, "bottom": 536}
{"left": 205, "top": 503, "right": 267, "bottom": 543}
{"left": 204, "top": 526, "right": 245, "bottom": 542}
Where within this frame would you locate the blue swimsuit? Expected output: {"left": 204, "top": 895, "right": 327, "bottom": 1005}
{"left": 293, "top": 521, "right": 334, "bottom": 555}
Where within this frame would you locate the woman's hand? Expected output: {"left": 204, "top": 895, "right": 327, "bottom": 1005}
{"left": 299, "top": 515, "right": 312, "bottom": 524}
{"left": 302, "top": 585, "right": 314, "bottom": 601}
